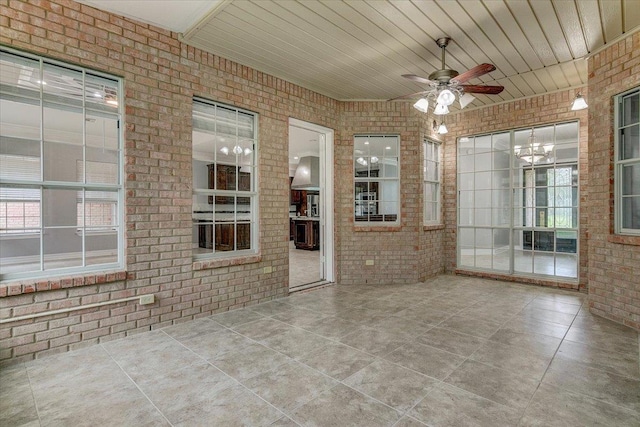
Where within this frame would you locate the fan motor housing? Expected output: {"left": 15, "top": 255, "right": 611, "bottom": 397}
{"left": 428, "top": 69, "right": 459, "bottom": 83}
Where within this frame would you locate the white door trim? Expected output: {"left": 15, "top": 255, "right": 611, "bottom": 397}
{"left": 288, "top": 118, "right": 335, "bottom": 283}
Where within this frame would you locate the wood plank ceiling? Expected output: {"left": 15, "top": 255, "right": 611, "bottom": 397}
{"left": 84, "top": 0, "right": 640, "bottom": 110}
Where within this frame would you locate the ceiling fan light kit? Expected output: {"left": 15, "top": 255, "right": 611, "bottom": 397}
{"left": 434, "top": 103, "right": 449, "bottom": 115}
{"left": 391, "top": 37, "right": 504, "bottom": 117}
{"left": 413, "top": 98, "right": 429, "bottom": 113}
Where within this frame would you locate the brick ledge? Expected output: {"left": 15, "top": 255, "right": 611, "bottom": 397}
{"left": 0, "top": 271, "right": 128, "bottom": 297}
{"left": 607, "top": 234, "right": 640, "bottom": 246}
{"left": 193, "top": 254, "right": 262, "bottom": 270}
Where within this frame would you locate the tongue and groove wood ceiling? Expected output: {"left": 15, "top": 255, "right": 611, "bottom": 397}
{"left": 80, "top": 0, "right": 639, "bottom": 110}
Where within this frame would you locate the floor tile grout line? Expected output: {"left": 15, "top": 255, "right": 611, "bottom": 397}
{"left": 131, "top": 329, "right": 293, "bottom": 426}
{"left": 175, "top": 295, "right": 640, "bottom": 421}
{"left": 514, "top": 300, "right": 583, "bottom": 426}
{"left": 23, "top": 362, "right": 43, "bottom": 427}
{"left": 98, "top": 341, "right": 176, "bottom": 427}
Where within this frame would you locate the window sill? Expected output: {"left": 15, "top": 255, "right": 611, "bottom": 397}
{"left": 354, "top": 224, "right": 402, "bottom": 232}
{"left": 608, "top": 234, "right": 640, "bottom": 246}
{"left": 0, "top": 270, "right": 127, "bottom": 297}
{"left": 423, "top": 224, "right": 445, "bottom": 231}
{"left": 193, "top": 254, "right": 262, "bottom": 271}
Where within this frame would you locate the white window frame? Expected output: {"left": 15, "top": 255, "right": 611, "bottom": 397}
{"left": 614, "top": 87, "right": 640, "bottom": 235}
{"left": 353, "top": 135, "right": 400, "bottom": 225}
{"left": 457, "top": 122, "right": 580, "bottom": 280}
{"left": 192, "top": 98, "right": 259, "bottom": 259}
{"left": 423, "top": 138, "right": 441, "bottom": 225}
{"left": 0, "top": 47, "right": 124, "bottom": 282}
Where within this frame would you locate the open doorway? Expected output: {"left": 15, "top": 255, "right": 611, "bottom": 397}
{"left": 288, "top": 118, "right": 334, "bottom": 291}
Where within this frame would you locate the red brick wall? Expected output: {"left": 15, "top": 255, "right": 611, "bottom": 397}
{"left": 587, "top": 31, "right": 640, "bottom": 330}
{"left": 443, "top": 90, "right": 589, "bottom": 291}
{"left": 0, "top": 0, "right": 446, "bottom": 364}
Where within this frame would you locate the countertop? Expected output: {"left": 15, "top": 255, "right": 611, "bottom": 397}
{"left": 290, "top": 215, "right": 320, "bottom": 221}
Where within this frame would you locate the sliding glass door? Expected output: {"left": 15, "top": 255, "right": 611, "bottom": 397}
{"left": 458, "top": 122, "right": 579, "bottom": 280}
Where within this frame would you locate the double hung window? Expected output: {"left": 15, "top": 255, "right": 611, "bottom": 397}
{"left": 615, "top": 88, "right": 640, "bottom": 234}
{"left": 192, "top": 99, "right": 258, "bottom": 258}
{"left": 353, "top": 135, "right": 400, "bottom": 224}
{"left": 424, "top": 139, "right": 441, "bottom": 225}
{"left": 0, "top": 48, "right": 123, "bottom": 281}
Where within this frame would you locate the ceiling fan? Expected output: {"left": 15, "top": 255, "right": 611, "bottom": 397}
{"left": 390, "top": 37, "right": 504, "bottom": 114}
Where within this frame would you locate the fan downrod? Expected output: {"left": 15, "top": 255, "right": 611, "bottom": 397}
{"left": 429, "top": 37, "right": 458, "bottom": 83}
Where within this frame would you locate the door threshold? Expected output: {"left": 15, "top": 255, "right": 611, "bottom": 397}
{"left": 289, "top": 280, "right": 333, "bottom": 293}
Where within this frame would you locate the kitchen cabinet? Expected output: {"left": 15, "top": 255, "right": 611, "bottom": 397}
{"left": 202, "top": 223, "right": 250, "bottom": 251}
{"left": 197, "top": 164, "right": 251, "bottom": 251}
{"left": 293, "top": 219, "right": 319, "bottom": 250}
{"left": 208, "top": 164, "right": 251, "bottom": 193}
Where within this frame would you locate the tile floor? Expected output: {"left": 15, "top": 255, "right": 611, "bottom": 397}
{"left": 2, "top": 275, "right": 639, "bottom": 426}
{"left": 289, "top": 240, "right": 321, "bottom": 290}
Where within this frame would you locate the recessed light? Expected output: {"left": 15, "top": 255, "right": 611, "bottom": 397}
{"left": 385, "top": 146, "right": 391, "bottom": 150}
{"left": 294, "top": 156, "right": 299, "bottom": 160}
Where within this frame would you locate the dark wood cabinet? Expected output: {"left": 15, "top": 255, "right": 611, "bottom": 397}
{"left": 208, "top": 164, "right": 250, "bottom": 193}
{"left": 214, "top": 225, "right": 250, "bottom": 250}
{"left": 293, "top": 219, "right": 319, "bottom": 250}
{"left": 199, "top": 163, "right": 251, "bottom": 251}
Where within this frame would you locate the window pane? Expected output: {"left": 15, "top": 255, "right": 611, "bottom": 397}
{"left": 0, "top": 51, "right": 41, "bottom": 99}
{"left": 492, "top": 132, "right": 510, "bottom": 151}
{"left": 0, "top": 234, "right": 41, "bottom": 274}
{"left": 44, "top": 228, "right": 82, "bottom": 269}
{"left": 42, "top": 63, "right": 83, "bottom": 106}
{"left": 622, "top": 164, "right": 640, "bottom": 196}
{"left": 622, "top": 196, "right": 640, "bottom": 229}
{"left": 86, "top": 113, "right": 119, "bottom": 150}
{"left": 494, "top": 150, "right": 511, "bottom": 170}
{"left": 43, "top": 188, "right": 76, "bottom": 227}
{"left": 43, "top": 103, "right": 83, "bottom": 146}
{"left": 44, "top": 141, "right": 82, "bottom": 182}
{"left": 493, "top": 229, "right": 510, "bottom": 271}
{"left": 85, "top": 231, "right": 118, "bottom": 266}
{"left": 459, "top": 228, "right": 474, "bottom": 267}
{"left": 459, "top": 154, "right": 474, "bottom": 172}
{"left": 620, "top": 124, "right": 640, "bottom": 160}
{"left": 0, "top": 98, "right": 41, "bottom": 141}
{"left": 475, "top": 135, "right": 491, "bottom": 154}
{"left": 80, "top": 157, "right": 119, "bottom": 185}
{"left": 85, "top": 74, "right": 119, "bottom": 114}
{"left": 382, "top": 157, "right": 398, "bottom": 178}
{"left": 475, "top": 190, "right": 492, "bottom": 208}
{"left": 621, "top": 93, "right": 639, "bottom": 126}
{"left": 0, "top": 199, "right": 40, "bottom": 232}
{"left": 459, "top": 190, "right": 473, "bottom": 209}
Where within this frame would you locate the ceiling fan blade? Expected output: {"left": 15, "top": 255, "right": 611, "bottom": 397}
{"left": 460, "top": 84, "right": 504, "bottom": 95}
{"left": 401, "top": 74, "right": 435, "bottom": 85}
{"left": 451, "top": 63, "right": 496, "bottom": 84}
{"left": 387, "top": 91, "right": 430, "bottom": 102}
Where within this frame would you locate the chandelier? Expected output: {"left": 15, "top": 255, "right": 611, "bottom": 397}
{"left": 514, "top": 130, "right": 553, "bottom": 164}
